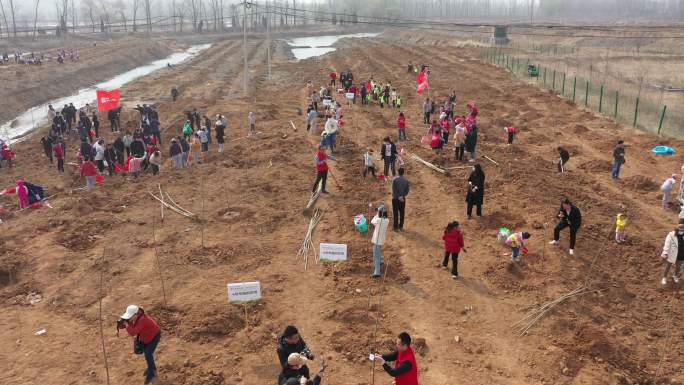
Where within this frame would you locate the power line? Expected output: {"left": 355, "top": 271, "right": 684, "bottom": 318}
{"left": 260, "top": 3, "right": 684, "bottom": 39}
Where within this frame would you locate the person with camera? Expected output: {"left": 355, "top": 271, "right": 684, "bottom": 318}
{"left": 277, "top": 325, "right": 314, "bottom": 370}
{"left": 117, "top": 305, "right": 161, "bottom": 384}
{"left": 278, "top": 353, "right": 326, "bottom": 385}
{"left": 371, "top": 332, "right": 419, "bottom": 385}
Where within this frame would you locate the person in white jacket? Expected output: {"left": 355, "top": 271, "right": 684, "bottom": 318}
{"left": 371, "top": 205, "right": 390, "bottom": 278}
{"left": 93, "top": 139, "right": 106, "bottom": 173}
{"left": 323, "top": 117, "right": 339, "bottom": 153}
{"left": 661, "top": 174, "right": 677, "bottom": 210}
{"left": 661, "top": 221, "right": 684, "bottom": 285}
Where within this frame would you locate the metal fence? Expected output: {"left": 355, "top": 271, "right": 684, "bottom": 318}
{"left": 480, "top": 46, "right": 678, "bottom": 138}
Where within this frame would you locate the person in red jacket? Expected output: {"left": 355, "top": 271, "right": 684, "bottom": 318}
{"left": 442, "top": 221, "right": 466, "bottom": 278}
{"left": 52, "top": 141, "right": 65, "bottom": 174}
{"left": 80, "top": 159, "right": 98, "bottom": 189}
{"left": 312, "top": 145, "right": 329, "bottom": 194}
{"left": 397, "top": 112, "right": 407, "bottom": 142}
{"left": 373, "top": 332, "right": 419, "bottom": 385}
{"left": 118, "top": 305, "right": 161, "bottom": 384}
{"left": 329, "top": 71, "right": 337, "bottom": 87}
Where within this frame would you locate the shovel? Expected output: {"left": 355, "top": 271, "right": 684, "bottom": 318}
{"left": 328, "top": 169, "right": 343, "bottom": 190}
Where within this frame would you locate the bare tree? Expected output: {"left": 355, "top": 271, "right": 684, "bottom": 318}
{"left": 32, "top": 0, "right": 40, "bottom": 39}
{"left": 131, "top": 0, "right": 140, "bottom": 31}
{"left": 142, "top": 0, "right": 152, "bottom": 33}
{"left": 7, "top": 0, "right": 15, "bottom": 38}
{"left": 0, "top": 0, "right": 10, "bottom": 39}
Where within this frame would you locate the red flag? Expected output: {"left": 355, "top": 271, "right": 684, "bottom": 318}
{"left": 96, "top": 89, "right": 121, "bottom": 112}
{"left": 416, "top": 70, "right": 429, "bottom": 94}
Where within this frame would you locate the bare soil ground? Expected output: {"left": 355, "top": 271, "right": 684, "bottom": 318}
{"left": 0, "top": 37, "right": 174, "bottom": 123}
{"left": 1, "top": 31, "right": 684, "bottom": 385}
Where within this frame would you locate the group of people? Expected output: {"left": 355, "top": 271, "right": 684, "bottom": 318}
{"left": 276, "top": 325, "right": 419, "bottom": 385}
{"left": 423, "top": 97, "right": 479, "bottom": 162}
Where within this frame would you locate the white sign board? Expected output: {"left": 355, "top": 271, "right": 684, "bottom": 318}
{"left": 319, "top": 243, "right": 348, "bottom": 262}
{"left": 227, "top": 281, "right": 262, "bottom": 303}
{"left": 322, "top": 99, "right": 333, "bottom": 107}
{"left": 345, "top": 92, "right": 355, "bottom": 100}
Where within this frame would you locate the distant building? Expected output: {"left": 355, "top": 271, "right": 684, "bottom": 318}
{"left": 491, "top": 25, "right": 510, "bottom": 45}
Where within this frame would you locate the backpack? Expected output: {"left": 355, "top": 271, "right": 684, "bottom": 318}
{"left": 24, "top": 182, "right": 45, "bottom": 204}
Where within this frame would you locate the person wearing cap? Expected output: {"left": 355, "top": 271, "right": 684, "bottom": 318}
{"left": 371, "top": 204, "right": 390, "bottom": 278}
{"left": 549, "top": 197, "right": 582, "bottom": 255}
{"left": 371, "top": 332, "right": 419, "bottom": 385}
{"left": 117, "top": 305, "right": 161, "bottom": 384}
{"left": 660, "top": 220, "right": 684, "bottom": 286}
{"left": 661, "top": 174, "right": 677, "bottom": 210}
{"left": 277, "top": 325, "right": 314, "bottom": 370}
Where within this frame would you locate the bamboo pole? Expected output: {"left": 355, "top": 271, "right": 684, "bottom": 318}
{"left": 97, "top": 248, "right": 111, "bottom": 385}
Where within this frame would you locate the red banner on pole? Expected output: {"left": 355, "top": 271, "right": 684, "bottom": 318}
{"left": 96, "top": 89, "right": 121, "bottom": 112}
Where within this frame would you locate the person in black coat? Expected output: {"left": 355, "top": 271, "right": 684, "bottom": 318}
{"left": 277, "top": 325, "right": 314, "bottom": 370}
{"left": 113, "top": 135, "right": 125, "bottom": 165}
{"left": 550, "top": 197, "right": 582, "bottom": 255}
{"left": 104, "top": 144, "right": 117, "bottom": 176}
{"left": 80, "top": 140, "right": 93, "bottom": 161}
{"left": 380, "top": 136, "right": 398, "bottom": 177}
{"left": 130, "top": 138, "right": 146, "bottom": 158}
{"left": 40, "top": 136, "right": 54, "bottom": 163}
{"left": 465, "top": 163, "right": 485, "bottom": 219}
{"left": 465, "top": 124, "right": 478, "bottom": 161}
{"left": 557, "top": 146, "right": 570, "bottom": 173}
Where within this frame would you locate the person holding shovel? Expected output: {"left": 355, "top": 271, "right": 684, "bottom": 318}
{"left": 312, "top": 146, "right": 329, "bottom": 194}
{"left": 661, "top": 174, "right": 677, "bottom": 211}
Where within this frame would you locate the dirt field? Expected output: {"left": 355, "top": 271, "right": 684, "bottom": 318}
{"left": 0, "top": 37, "right": 175, "bottom": 124}
{"left": 1, "top": 29, "right": 684, "bottom": 385}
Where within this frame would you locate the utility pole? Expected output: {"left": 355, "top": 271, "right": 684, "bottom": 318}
{"left": 242, "top": 0, "right": 249, "bottom": 95}
{"left": 266, "top": 2, "right": 271, "bottom": 80}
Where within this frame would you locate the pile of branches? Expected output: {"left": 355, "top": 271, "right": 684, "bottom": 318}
{"left": 148, "top": 185, "right": 195, "bottom": 219}
{"left": 514, "top": 286, "right": 603, "bottom": 336}
{"left": 297, "top": 209, "right": 323, "bottom": 270}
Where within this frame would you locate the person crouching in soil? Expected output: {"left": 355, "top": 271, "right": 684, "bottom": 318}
{"left": 117, "top": 305, "right": 161, "bottom": 384}
{"left": 278, "top": 353, "right": 326, "bottom": 385}
{"left": 506, "top": 231, "right": 531, "bottom": 262}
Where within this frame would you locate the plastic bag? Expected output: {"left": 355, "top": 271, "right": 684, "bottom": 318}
{"left": 497, "top": 227, "right": 510, "bottom": 243}
{"left": 354, "top": 214, "right": 368, "bottom": 233}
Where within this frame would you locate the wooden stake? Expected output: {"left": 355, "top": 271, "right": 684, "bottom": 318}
{"left": 152, "top": 217, "right": 168, "bottom": 307}
{"left": 97, "top": 248, "right": 111, "bottom": 385}
{"left": 200, "top": 173, "right": 206, "bottom": 249}
{"left": 158, "top": 184, "right": 164, "bottom": 222}
{"left": 483, "top": 155, "right": 500, "bottom": 166}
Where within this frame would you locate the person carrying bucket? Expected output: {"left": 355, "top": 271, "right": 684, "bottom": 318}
{"left": 506, "top": 231, "right": 531, "bottom": 262}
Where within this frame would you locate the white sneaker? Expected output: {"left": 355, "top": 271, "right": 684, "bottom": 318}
{"left": 569, "top": 249, "right": 574, "bottom": 255}
{"left": 549, "top": 240, "right": 559, "bottom": 245}
{"left": 662, "top": 277, "right": 667, "bottom": 285}
{"left": 673, "top": 275, "right": 680, "bottom": 284}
